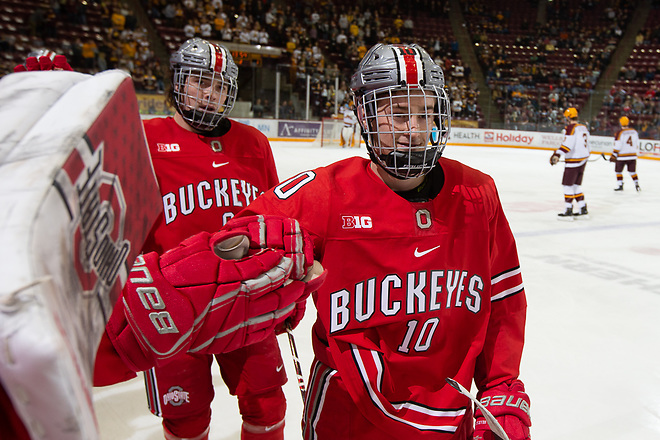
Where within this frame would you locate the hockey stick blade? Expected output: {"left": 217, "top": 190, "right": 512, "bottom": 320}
{"left": 445, "top": 377, "right": 510, "bottom": 440}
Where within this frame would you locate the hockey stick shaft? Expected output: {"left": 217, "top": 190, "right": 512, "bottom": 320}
{"left": 560, "top": 153, "right": 606, "bottom": 163}
{"left": 286, "top": 322, "right": 307, "bottom": 402}
{"left": 445, "top": 377, "right": 510, "bottom": 440}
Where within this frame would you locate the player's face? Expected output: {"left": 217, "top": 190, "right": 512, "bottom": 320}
{"left": 373, "top": 90, "right": 435, "bottom": 153}
{"left": 180, "top": 70, "right": 229, "bottom": 113}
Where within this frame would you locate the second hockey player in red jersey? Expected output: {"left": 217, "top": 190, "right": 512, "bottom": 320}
{"left": 94, "top": 39, "right": 299, "bottom": 440}
{"left": 224, "top": 43, "right": 531, "bottom": 439}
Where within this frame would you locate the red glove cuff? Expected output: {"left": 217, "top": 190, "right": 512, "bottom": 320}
{"left": 123, "top": 252, "right": 206, "bottom": 363}
{"left": 104, "top": 299, "right": 159, "bottom": 372}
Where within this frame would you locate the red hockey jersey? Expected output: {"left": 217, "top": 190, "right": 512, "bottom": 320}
{"left": 142, "top": 116, "right": 279, "bottom": 253}
{"left": 93, "top": 116, "right": 279, "bottom": 386}
{"left": 238, "top": 156, "right": 527, "bottom": 437}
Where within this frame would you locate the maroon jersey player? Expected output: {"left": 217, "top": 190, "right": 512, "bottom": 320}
{"left": 94, "top": 38, "right": 288, "bottom": 440}
{"left": 611, "top": 116, "right": 641, "bottom": 191}
{"left": 225, "top": 43, "right": 531, "bottom": 439}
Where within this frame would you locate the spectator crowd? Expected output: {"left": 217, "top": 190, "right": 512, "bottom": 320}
{"left": 0, "top": 0, "right": 658, "bottom": 137}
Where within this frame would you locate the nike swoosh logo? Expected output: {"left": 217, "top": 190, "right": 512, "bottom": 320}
{"left": 414, "top": 245, "right": 441, "bottom": 258}
{"left": 212, "top": 161, "right": 229, "bottom": 168}
{"left": 276, "top": 364, "right": 284, "bottom": 372}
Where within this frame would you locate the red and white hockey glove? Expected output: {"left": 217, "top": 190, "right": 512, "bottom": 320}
{"left": 106, "top": 229, "right": 324, "bottom": 372}
{"left": 14, "top": 55, "right": 73, "bottom": 72}
{"left": 217, "top": 215, "right": 324, "bottom": 332}
{"left": 473, "top": 380, "right": 531, "bottom": 440}
{"left": 549, "top": 152, "right": 560, "bottom": 165}
{"left": 219, "top": 215, "right": 315, "bottom": 281}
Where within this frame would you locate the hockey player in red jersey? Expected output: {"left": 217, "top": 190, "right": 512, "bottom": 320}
{"left": 549, "top": 107, "right": 591, "bottom": 220}
{"left": 223, "top": 43, "right": 531, "bottom": 439}
{"left": 92, "top": 38, "right": 297, "bottom": 440}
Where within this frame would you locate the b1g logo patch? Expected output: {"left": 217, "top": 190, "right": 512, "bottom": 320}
{"left": 157, "top": 143, "right": 180, "bottom": 152}
{"left": 342, "top": 215, "right": 372, "bottom": 229}
{"left": 163, "top": 386, "right": 190, "bottom": 406}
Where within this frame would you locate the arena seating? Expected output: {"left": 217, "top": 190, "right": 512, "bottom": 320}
{"left": 0, "top": 0, "right": 657, "bottom": 136}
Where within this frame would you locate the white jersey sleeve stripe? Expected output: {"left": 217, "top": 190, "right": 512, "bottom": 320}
{"left": 491, "top": 267, "right": 521, "bottom": 285}
{"left": 491, "top": 284, "right": 525, "bottom": 302}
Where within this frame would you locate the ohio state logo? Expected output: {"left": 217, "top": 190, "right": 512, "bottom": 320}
{"left": 57, "top": 140, "right": 130, "bottom": 297}
{"left": 163, "top": 386, "right": 191, "bottom": 406}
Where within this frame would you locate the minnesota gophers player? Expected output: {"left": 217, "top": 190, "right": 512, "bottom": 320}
{"left": 340, "top": 101, "right": 359, "bottom": 148}
{"left": 223, "top": 43, "right": 531, "bottom": 439}
{"left": 550, "top": 107, "right": 591, "bottom": 220}
{"left": 610, "top": 116, "right": 641, "bottom": 191}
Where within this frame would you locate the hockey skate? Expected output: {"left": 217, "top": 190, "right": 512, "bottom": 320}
{"left": 635, "top": 183, "right": 641, "bottom": 192}
{"left": 573, "top": 205, "right": 589, "bottom": 220}
{"left": 614, "top": 183, "right": 624, "bottom": 191}
{"left": 557, "top": 207, "right": 574, "bottom": 221}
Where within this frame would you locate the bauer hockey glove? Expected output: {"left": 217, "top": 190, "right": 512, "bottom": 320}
{"left": 14, "top": 54, "right": 73, "bottom": 72}
{"left": 106, "top": 229, "right": 323, "bottom": 372}
{"left": 218, "top": 215, "right": 315, "bottom": 281}
{"left": 216, "top": 215, "right": 325, "bottom": 332}
{"left": 473, "top": 380, "right": 531, "bottom": 440}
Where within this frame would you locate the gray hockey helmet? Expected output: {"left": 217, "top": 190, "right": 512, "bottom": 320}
{"left": 350, "top": 43, "right": 451, "bottom": 179}
{"left": 170, "top": 38, "right": 239, "bottom": 131}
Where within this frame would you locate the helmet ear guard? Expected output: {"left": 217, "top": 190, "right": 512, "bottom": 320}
{"left": 170, "top": 38, "right": 239, "bottom": 131}
{"left": 351, "top": 44, "right": 451, "bottom": 180}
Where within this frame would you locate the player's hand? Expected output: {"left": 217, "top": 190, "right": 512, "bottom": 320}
{"left": 473, "top": 380, "right": 531, "bottom": 440}
{"left": 549, "top": 152, "right": 560, "bottom": 165}
{"left": 609, "top": 155, "right": 617, "bottom": 163}
{"left": 106, "top": 230, "right": 317, "bottom": 371}
{"left": 14, "top": 55, "right": 73, "bottom": 72}
{"left": 218, "top": 215, "right": 315, "bottom": 281}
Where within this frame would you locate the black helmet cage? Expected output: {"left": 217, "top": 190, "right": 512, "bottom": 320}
{"left": 170, "top": 38, "right": 239, "bottom": 131}
{"left": 351, "top": 44, "right": 451, "bottom": 179}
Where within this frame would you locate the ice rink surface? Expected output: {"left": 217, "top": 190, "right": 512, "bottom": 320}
{"left": 94, "top": 141, "right": 660, "bottom": 439}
